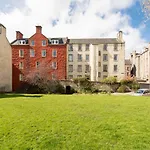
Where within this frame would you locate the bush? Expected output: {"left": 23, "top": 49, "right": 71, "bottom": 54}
{"left": 117, "top": 85, "right": 131, "bottom": 93}
{"left": 101, "top": 76, "right": 117, "bottom": 85}
{"left": 17, "top": 80, "right": 66, "bottom": 94}
{"left": 131, "top": 82, "right": 140, "bottom": 91}
{"left": 73, "top": 78, "right": 93, "bottom": 93}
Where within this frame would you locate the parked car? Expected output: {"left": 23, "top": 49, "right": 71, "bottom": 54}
{"left": 133, "top": 89, "right": 150, "bottom": 96}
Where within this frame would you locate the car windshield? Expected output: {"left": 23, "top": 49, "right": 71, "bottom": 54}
{"left": 136, "top": 90, "right": 144, "bottom": 94}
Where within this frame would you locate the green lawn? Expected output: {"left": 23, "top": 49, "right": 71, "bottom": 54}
{"left": 0, "top": 94, "right": 150, "bottom": 150}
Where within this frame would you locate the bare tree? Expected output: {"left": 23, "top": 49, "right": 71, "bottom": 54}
{"left": 141, "top": 0, "right": 150, "bottom": 20}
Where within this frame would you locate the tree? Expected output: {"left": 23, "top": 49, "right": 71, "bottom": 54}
{"left": 141, "top": 0, "right": 150, "bottom": 20}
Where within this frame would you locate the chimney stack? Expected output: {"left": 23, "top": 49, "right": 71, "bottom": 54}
{"left": 117, "top": 31, "right": 123, "bottom": 42}
{"left": 16, "top": 31, "right": 23, "bottom": 39}
{"left": 36, "top": 26, "right": 42, "bottom": 34}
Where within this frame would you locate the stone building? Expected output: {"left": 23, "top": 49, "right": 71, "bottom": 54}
{"left": 67, "top": 31, "right": 125, "bottom": 81}
{"left": 0, "top": 24, "right": 12, "bottom": 92}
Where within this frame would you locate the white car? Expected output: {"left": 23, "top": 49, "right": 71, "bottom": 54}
{"left": 133, "top": 89, "right": 150, "bottom": 96}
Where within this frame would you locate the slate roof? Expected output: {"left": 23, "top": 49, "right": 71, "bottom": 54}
{"left": 69, "top": 38, "right": 124, "bottom": 44}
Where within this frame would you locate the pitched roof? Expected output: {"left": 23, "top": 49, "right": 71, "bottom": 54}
{"left": 69, "top": 38, "right": 124, "bottom": 44}
{"left": 0, "top": 23, "right": 6, "bottom": 29}
{"left": 125, "top": 59, "right": 131, "bottom": 65}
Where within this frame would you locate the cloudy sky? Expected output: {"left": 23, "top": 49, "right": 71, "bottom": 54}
{"left": 0, "top": 0, "right": 149, "bottom": 57}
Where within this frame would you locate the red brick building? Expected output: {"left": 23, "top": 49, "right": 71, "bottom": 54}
{"left": 11, "top": 26, "right": 68, "bottom": 91}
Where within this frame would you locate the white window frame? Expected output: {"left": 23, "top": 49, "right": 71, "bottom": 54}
{"left": 30, "top": 49, "right": 35, "bottom": 57}
{"left": 52, "top": 62, "right": 57, "bottom": 69}
{"left": 31, "top": 40, "right": 35, "bottom": 46}
{"left": 36, "top": 61, "right": 40, "bottom": 68}
{"left": 68, "top": 54, "right": 73, "bottom": 62}
{"left": 42, "top": 50, "right": 46, "bottom": 57}
{"left": 19, "top": 74, "right": 23, "bottom": 81}
{"left": 52, "top": 49, "right": 57, "bottom": 57}
{"left": 42, "top": 40, "right": 46, "bottom": 46}
{"left": 19, "top": 49, "right": 24, "bottom": 57}
{"left": 19, "top": 62, "right": 24, "bottom": 69}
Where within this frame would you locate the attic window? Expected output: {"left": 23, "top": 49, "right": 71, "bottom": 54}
{"left": 52, "top": 40, "right": 59, "bottom": 44}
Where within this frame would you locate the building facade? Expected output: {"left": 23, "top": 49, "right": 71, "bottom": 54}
{"left": 0, "top": 24, "right": 12, "bottom": 92}
{"left": 67, "top": 31, "right": 125, "bottom": 81}
{"left": 11, "top": 26, "right": 67, "bottom": 91}
{"left": 125, "top": 59, "right": 132, "bottom": 78}
{"left": 130, "top": 48, "right": 150, "bottom": 82}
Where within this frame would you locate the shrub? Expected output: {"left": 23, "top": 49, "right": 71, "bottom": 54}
{"left": 131, "top": 82, "right": 140, "bottom": 91}
{"left": 73, "top": 78, "right": 93, "bottom": 93}
{"left": 117, "top": 85, "right": 131, "bottom": 93}
{"left": 101, "top": 76, "right": 117, "bottom": 85}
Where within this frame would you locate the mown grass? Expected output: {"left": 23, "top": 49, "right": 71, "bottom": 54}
{"left": 0, "top": 94, "right": 150, "bottom": 149}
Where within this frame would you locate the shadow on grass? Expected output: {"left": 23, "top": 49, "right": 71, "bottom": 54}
{"left": 0, "top": 93, "right": 43, "bottom": 99}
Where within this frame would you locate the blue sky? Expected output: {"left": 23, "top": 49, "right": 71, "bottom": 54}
{"left": 0, "top": 0, "right": 149, "bottom": 56}
{"left": 124, "top": 1, "right": 150, "bottom": 40}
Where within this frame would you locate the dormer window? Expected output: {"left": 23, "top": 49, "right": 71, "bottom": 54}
{"left": 52, "top": 40, "right": 59, "bottom": 44}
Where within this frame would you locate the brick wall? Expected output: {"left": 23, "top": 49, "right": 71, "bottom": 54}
{"left": 12, "top": 32, "right": 67, "bottom": 91}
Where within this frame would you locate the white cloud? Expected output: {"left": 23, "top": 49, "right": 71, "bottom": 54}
{"left": 0, "top": 0, "right": 147, "bottom": 57}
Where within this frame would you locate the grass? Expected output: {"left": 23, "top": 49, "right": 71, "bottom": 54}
{"left": 0, "top": 94, "right": 150, "bottom": 149}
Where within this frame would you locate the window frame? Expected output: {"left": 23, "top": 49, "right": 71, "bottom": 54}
{"left": 52, "top": 49, "right": 57, "bottom": 57}
{"left": 19, "top": 49, "right": 24, "bottom": 57}
{"left": 42, "top": 50, "right": 47, "bottom": 57}
{"left": 68, "top": 54, "right": 73, "bottom": 62}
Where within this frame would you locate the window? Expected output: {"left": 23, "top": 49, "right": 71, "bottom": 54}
{"left": 52, "top": 49, "right": 57, "bottom": 57}
{"left": 52, "top": 62, "right": 57, "bottom": 69}
{"left": 86, "top": 54, "right": 89, "bottom": 62}
{"left": 114, "top": 44, "right": 118, "bottom": 51}
{"left": 98, "top": 62, "right": 101, "bottom": 67}
{"left": 86, "top": 44, "right": 89, "bottom": 51}
{"left": 68, "top": 75, "right": 73, "bottom": 79}
{"left": 30, "top": 49, "right": 35, "bottom": 57}
{"left": 114, "top": 65, "right": 118, "bottom": 72}
{"left": 78, "top": 44, "right": 82, "bottom": 51}
{"left": 42, "top": 50, "right": 46, "bottom": 57}
{"left": 98, "top": 72, "right": 101, "bottom": 78}
{"left": 19, "top": 62, "right": 24, "bottom": 69}
{"left": 69, "top": 44, "right": 73, "bottom": 51}
{"left": 127, "top": 72, "right": 129, "bottom": 76}
{"left": 19, "top": 50, "right": 24, "bottom": 57}
{"left": 127, "top": 67, "right": 130, "bottom": 71}
{"left": 77, "top": 65, "right": 82, "bottom": 72}
{"left": 42, "top": 40, "right": 46, "bottom": 46}
{"left": 103, "top": 54, "right": 108, "bottom": 61}
{"left": 36, "top": 61, "right": 40, "bottom": 68}
{"left": 85, "top": 65, "right": 90, "bottom": 72}
{"left": 114, "top": 54, "right": 118, "bottom": 61}
{"left": 19, "top": 74, "right": 23, "bottom": 81}
{"left": 103, "top": 65, "right": 108, "bottom": 72}
{"left": 98, "top": 51, "right": 101, "bottom": 56}
{"left": 52, "top": 73, "right": 56, "bottom": 80}
{"left": 31, "top": 40, "right": 35, "bottom": 46}
{"left": 103, "top": 44, "right": 107, "bottom": 51}
{"left": 68, "top": 54, "right": 73, "bottom": 62}
{"left": 78, "top": 54, "right": 82, "bottom": 62}
{"left": 68, "top": 65, "right": 73, "bottom": 72}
